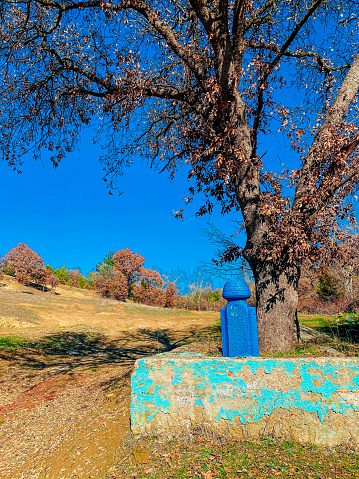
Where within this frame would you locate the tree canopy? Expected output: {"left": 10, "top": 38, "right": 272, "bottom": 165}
{"left": 1, "top": 0, "right": 359, "bottom": 350}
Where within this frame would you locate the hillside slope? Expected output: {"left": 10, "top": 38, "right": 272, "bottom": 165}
{"left": 0, "top": 274, "right": 218, "bottom": 339}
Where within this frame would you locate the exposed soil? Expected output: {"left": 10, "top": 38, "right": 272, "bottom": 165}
{"left": 0, "top": 277, "right": 219, "bottom": 478}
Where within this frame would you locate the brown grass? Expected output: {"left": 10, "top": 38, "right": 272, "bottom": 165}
{"left": 0, "top": 275, "right": 219, "bottom": 339}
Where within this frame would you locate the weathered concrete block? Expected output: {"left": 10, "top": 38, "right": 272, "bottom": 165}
{"left": 131, "top": 353, "right": 359, "bottom": 447}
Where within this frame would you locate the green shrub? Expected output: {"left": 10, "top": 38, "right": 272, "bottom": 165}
{"left": 78, "top": 274, "right": 90, "bottom": 288}
{"left": 208, "top": 289, "right": 221, "bottom": 302}
{"left": 315, "top": 271, "right": 342, "bottom": 302}
{"left": 2, "top": 260, "right": 15, "bottom": 276}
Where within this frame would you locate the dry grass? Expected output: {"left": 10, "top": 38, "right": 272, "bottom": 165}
{"left": 111, "top": 432, "right": 359, "bottom": 479}
{"left": 0, "top": 275, "right": 218, "bottom": 339}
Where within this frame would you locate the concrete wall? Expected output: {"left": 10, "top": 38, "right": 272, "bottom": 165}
{"left": 131, "top": 352, "right": 359, "bottom": 447}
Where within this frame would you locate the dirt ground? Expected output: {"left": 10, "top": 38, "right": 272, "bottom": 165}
{"left": 0, "top": 277, "right": 219, "bottom": 478}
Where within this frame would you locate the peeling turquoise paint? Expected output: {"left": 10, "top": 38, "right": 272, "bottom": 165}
{"left": 131, "top": 356, "right": 359, "bottom": 429}
{"left": 194, "top": 397, "right": 205, "bottom": 408}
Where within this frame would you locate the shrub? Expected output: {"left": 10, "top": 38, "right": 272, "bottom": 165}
{"left": 91, "top": 272, "right": 107, "bottom": 290}
{"left": 100, "top": 275, "right": 127, "bottom": 301}
{"left": 48, "top": 274, "right": 59, "bottom": 291}
{"left": 132, "top": 283, "right": 165, "bottom": 306}
{"left": 68, "top": 269, "right": 81, "bottom": 287}
{"left": 1, "top": 260, "right": 15, "bottom": 276}
{"left": 131, "top": 269, "right": 176, "bottom": 307}
{"left": 141, "top": 268, "right": 164, "bottom": 288}
{"left": 208, "top": 289, "right": 221, "bottom": 302}
{"left": 96, "top": 263, "right": 114, "bottom": 280}
{"left": 78, "top": 274, "right": 90, "bottom": 289}
{"left": 51, "top": 265, "right": 70, "bottom": 285}
{"left": 163, "top": 283, "right": 177, "bottom": 308}
{"left": 95, "top": 251, "right": 115, "bottom": 271}
{"left": 94, "top": 249, "right": 176, "bottom": 308}
{"left": 174, "top": 293, "right": 227, "bottom": 311}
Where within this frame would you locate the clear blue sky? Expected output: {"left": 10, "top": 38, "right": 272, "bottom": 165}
{"left": 0, "top": 135, "right": 245, "bottom": 280}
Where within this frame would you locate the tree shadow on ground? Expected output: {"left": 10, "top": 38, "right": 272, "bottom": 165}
{"left": 0, "top": 327, "right": 199, "bottom": 372}
{"left": 25, "top": 283, "right": 61, "bottom": 295}
{"left": 317, "top": 322, "right": 359, "bottom": 344}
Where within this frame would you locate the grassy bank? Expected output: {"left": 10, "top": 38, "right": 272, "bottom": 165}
{"left": 111, "top": 433, "right": 359, "bottom": 479}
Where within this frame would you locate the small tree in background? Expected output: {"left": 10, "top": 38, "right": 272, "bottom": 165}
{"left": 95, "top": 251, "right": 115, "bottom": 272}
{"left": 68, "top": 268, "right": 91, "bottom": 288}
{"left": 47, "top": 264, "right": 92, "bottom": 289}
{"left": 113, "top": 249, "right": 145, "bottom": 297}
{"left": 1, "top": 260, "right": 15, "bottom": 276}
{"left": 48, "top": 274, "right": 59, "bottom": 291}
{"left": 68, "top": 269, "right": 81, "bottom": 287}
{"left": 141, "top": 269, "right": 164, "bottom": 289}
{"left": 96, "top": 263, "right": 114, "bottom": 281}
{"left": 315, "top": 271, "right": 342, "bottom": 302}
{"left": 77, "top": 274, "right": 89, "bottom": 289}
{"left": 3, "top": 243, "right": 50, "bottom": 289}
{"left": 94, "top": 249, "right": 177, "bottom": 307}
{"left": 163, "top": 283, "right": 177, "bottom": 308}
{"left": 91, "top": 272, "right": 107, "bottom": 291}
{"left": 132, "top": 268, "right": 165, "bottom": 306}
{"left": 91, "top": 253, "right": 115, "bottom": 290}
{"left": 47, "top": 265, "right": 70, "bottom": 285}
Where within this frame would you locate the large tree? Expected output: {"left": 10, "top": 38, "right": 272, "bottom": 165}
{"left": 1, "top": 0, "right": 359, "bottom": 351}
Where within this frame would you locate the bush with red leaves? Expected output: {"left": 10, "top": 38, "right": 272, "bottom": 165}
{"left": 48, "top": 274, "right": 59, "bottom": 291}
{"left": 132, "top": 283, "right": 165, "bottom": 306}
{"left": 2, "top": 243, "right": 52, "bottom": 289}
{"left": 96, "top": 250, "right": 177, "bottom": 308}
{"left": 163, "top": 283, "right": 177, "bottom": 308}
{"left": 100, "top": 275, "right": 127, "bottom": 301}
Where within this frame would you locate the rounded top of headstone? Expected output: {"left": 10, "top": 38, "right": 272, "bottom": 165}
{"left": 222, "top": 279, "right": 251, "bottom": 300}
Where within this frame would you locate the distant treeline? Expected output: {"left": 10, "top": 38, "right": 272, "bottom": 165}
{"left": 2, "top": 242, "right": 355, "bottom": 314}
{"left": 0, "top": 243, "right": 225, "bottom": 310}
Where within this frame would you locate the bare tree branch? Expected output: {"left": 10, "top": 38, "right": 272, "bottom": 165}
{"left": 251, "top": 0, "right": 325, "bottom": 157}
{"left": 248, "top": 42, "right": 351, "bottom": 72}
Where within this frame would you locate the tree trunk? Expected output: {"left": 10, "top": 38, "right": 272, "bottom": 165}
{"left": 251, "top": 260, "right": 301, "bottom": 352}
{"left": 228, "top": 94, "right": 302, "bottom": 353}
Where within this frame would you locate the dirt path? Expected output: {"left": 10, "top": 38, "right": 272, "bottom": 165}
{"left": 0, "top": 327, "right": 203, "bottom": 479}
{"left": 0, "top": 363, "right": 131, "bottom": 479}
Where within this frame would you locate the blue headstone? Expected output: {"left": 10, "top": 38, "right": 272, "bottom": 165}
{"left": 221, "top": 280, "right": 259, "bottom": 357}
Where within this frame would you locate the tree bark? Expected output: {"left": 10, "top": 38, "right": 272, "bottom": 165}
{"left": 250, "top": 258, "right": 301, "bottom": 352}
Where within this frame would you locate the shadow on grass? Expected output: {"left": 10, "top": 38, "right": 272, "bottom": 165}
{"left": 0, "top": 328, "right": 199, "bottom": 371}
{"left": 317, "top": 322, "right": 359, "bottom": 344}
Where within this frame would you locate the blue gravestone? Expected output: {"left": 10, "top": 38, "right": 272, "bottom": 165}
{"left": 221, "top": 280, "right": 259, "bottom": 357}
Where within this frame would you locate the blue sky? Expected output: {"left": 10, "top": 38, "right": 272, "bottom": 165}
{"left": 0, "top": 135, "right": 246, "bottom": 281}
